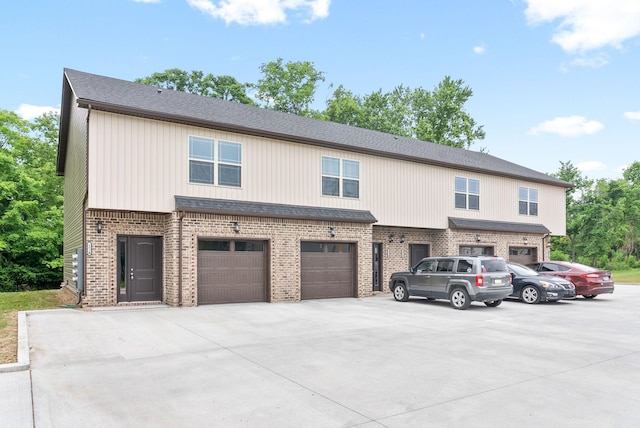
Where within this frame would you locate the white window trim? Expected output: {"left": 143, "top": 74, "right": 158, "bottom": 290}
{"left": 321, "top": 156, "right": 360, "bottom": 199}
{"left": 519, "top": 186, "right": 539, "bottom": 216}
{"left": 188, "top": 135, "right": 242, "bottom": 188}
{"left": 455, "top": 177, "right": 480, "bottom": 211}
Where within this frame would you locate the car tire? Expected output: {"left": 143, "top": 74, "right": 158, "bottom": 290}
{"left": 521, "top": 285, "right": 541, "bottom": 304}
{"left": 583, "top": 295, "right": 597, "bottom": 299}
{"left": 449, "top": 288, "right": 471, "bottom": 310}
{"left": 393, "top": 283, "right": 409, "bottom": 302}
{"left": 484, "top": 299, "right": 502, "bottom": 307}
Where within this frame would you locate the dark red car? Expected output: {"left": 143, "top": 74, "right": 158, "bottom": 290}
{"left": 526, "top": 261, "right": 614, "bottom": 298}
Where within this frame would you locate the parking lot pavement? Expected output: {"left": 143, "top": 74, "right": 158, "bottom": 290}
{"left": 16, "top": 284, "right": 640, "bottom": 427}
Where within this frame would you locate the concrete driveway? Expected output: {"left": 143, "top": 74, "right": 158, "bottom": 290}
{"left": 8, "top": 284, "right": 640, "bottom": 427}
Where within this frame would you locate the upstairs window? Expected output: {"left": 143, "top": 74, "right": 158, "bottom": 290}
{"left": 455, "top": 177, "right": 480, "bottom": 210}
{"left": 519, "top": 186, "right": 538, "bottom": 216}
{"left": 322, "top": 156, "right": 359, "bottom": 198}
{"left": 189, "top": 136, "right": 241, "bottom": 187}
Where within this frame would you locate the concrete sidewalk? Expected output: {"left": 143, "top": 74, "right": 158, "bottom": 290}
{"left": 4, "top": 285, "right": 640, "bottom": 427}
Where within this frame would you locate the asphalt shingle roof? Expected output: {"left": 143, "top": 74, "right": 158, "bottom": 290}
{"left": 448, "top": 217, "right": 551, "bottom": 234}
{"left": 175, "top": 196, "right": 377, "bottom": 223}
{"left": 59, "top": 68, "right": 571, "bottom": 188}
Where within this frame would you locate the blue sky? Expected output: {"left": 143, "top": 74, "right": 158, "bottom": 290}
{"left": 2, "top": 0, "right": 639, "bottom": 180}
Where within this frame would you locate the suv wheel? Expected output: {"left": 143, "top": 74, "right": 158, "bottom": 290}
{"left": 393, "top": 283, "right": 409, "bottom": 302}
{"left": 521, "top": 285, "right": 541, "bottom": 304}
{"left": 449, "top": 288, "right": 471, "bottom": 310}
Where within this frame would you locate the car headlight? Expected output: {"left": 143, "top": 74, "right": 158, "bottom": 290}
{"left": 540, "top": 281, "right": 551, "bottom": 288}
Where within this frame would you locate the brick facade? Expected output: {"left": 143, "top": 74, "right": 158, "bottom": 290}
{"left": 80, "top": 209, "right": 373, "bottom": 307}
{"left": 78, "top": 210, "right": 548, "bottom": 307}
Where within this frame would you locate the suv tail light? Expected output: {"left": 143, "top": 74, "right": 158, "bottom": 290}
{"left": 476, "top": 274, "right": 484, "bottom": 287}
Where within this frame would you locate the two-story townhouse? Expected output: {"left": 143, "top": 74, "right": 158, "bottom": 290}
{"left": 56, "top": 69, "right": 571, "bottom": 307}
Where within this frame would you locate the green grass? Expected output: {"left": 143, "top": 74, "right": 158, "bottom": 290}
{"left": 1, "top": 289, "right": 78, "bottom": 364}
{"left": 612, "top": 269, "right": 640, "bottom": 284}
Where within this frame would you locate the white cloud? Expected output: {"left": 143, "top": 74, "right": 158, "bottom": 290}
{"left": 624, "top": 111, "right": 640, "bottom": 120}
{"left": 524, "top": 0, "right": 640, "bottom": 52}
{"left": 473, "top": 44, "right": 487, "bottom": 55}
{"left": 186, "top": 0, "right": 330, "bottom": 25}
{"left": 15, "top": 104, "right": 60, "bottom": 121}
{"left": 570, "top": 54, "right": 608, "bottom": 68}
{"left": 577, "top": 161, "right": 607, "bottom": 173}
{"left": 529, "top": 115, "right": 604, "bottom": 137}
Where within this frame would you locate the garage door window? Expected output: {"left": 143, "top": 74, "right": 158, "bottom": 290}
{"left": 327, "top": 243, "right": 351, "bottom": 253}
{"left": 235, "top": 241, "right": 264, "bottom": 251}
{"left": 198, "top": 240, "right": 230, "bottom": 251}
{"left": 301, "top": 242, "right": 324, "bottom": 252}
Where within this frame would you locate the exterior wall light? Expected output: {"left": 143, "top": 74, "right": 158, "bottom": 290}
{"left": 97, "top": 220, "right": 103, "bottom": 234}
{"left": 476, "top": 234, "right": 481, "bottom": 242}
{"left": 389, "top": 234, "right": 395, "bottom": 243}
{"left": 399, "top": 235, "right": 405, "bottom": 243}
{"left": 523, "top": 237, "right": 528, "bottom": 245}
{"left": 328, "top": 226, "right": 336, "bottom": 237}
{"left": 232, "top": 221, "right": 240, "bottom": 233}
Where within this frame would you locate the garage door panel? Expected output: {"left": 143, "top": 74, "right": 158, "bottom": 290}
{"left": 509, "top": 247, "right": 537, "bottom": 265}
{"left": 197, "top": 242, "right": 266, "bottom": 304}
{"left": 301, "top": 244, "right": 355, "bottom": 300}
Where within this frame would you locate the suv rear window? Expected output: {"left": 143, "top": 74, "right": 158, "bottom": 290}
{"left": 480, "top": 259, "right": 507, "bottom": 272}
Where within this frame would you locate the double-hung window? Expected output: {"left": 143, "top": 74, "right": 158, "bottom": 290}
{"left": 188, "top": 136, "right": 241, "bottom": 187}
{"left": 455, "top": 177, "right": 480, "bottom": 210}
{"left": 519, "top": 186, "right": 538, "bottom": 216}
{"left": 322, "top": 156, "right": 359, "bottom": 198}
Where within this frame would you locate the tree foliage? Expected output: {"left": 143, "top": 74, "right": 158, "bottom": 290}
{"left": 252, "top": 58, "right": 325, "bottom": 117}
{"left": 551, "top": 160, "right": 640, "bottom": 269}
{"left": 0, "top": 110, "right": 63, "bottom": 291}
{"left": 135, "top": 68, "right": 256, "bottom": 105}
{"left": 324, "top": 77, "right": 485, "bottom": 148}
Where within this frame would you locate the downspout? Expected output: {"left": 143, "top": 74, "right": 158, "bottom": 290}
{"left": 78, "top": 104, "right": 92, "bottom": 305}
{"left": 178, "top": 211, "right": 185, "bottom": 306}
{"left": 542, "top": 233, "right": 550, "bottom": 261}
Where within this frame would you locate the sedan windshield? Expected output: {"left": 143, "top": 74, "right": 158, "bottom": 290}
{"left": 508, "top": 263, "right": 539, "bottom": 276}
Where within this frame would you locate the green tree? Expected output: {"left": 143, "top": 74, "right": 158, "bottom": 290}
{"left": 0, "top": 110, "right": 63, "bottom": 291}
{"left": 253, "top": 58, "right": 325, "bottom": 117}
{"left": 136, "top": 68, "right": 256, "bottom": 105}
{"left": 324, "top": 77, "right": 485, "bottom": 149}
{"left": 414, "top": 77, "right": 485, "bottom": 148}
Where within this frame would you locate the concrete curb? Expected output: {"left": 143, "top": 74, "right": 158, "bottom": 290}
{"left": 0, "top": 311, "right": 30, "bottom": 373}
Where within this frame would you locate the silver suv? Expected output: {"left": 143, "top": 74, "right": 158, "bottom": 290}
{"left": 389, "top": 256, "right": 513, "bottom": 310}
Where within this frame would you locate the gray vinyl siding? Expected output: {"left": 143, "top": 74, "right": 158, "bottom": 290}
{"left": 62, "top": 99, "right": 88, "bottom": 287}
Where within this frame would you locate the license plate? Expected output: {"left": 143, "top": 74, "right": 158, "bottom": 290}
{"left": 494, "top": 279, "right": 503, "bottom": 285}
